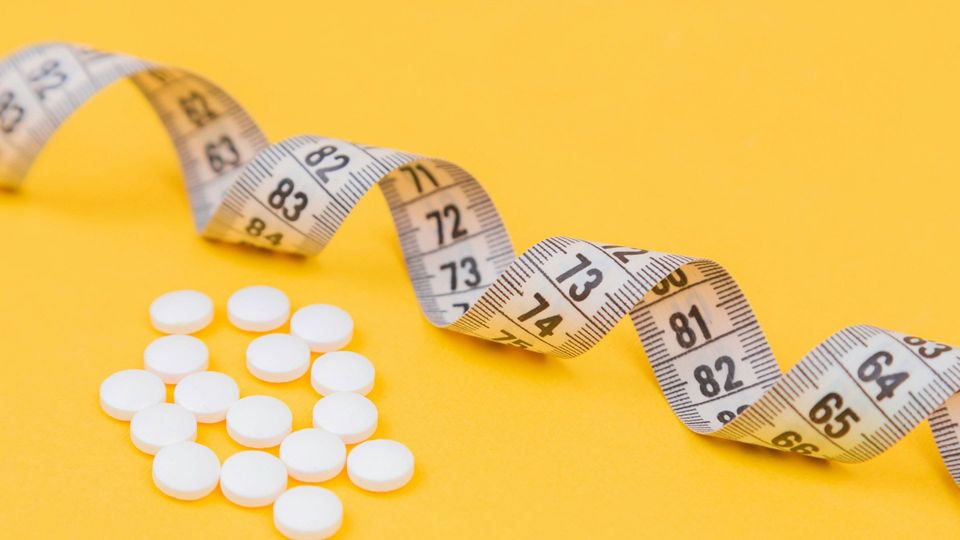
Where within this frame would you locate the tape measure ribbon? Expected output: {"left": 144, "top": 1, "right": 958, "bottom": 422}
{"left": 3, "top": 42, "right": 960, "bottom": 486}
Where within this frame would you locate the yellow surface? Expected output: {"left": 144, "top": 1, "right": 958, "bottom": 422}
{"left": 1, "top": 1, "right": 959, "bottom": 538}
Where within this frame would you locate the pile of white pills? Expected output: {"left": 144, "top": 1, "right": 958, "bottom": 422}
{"left": 99, "top": 286, "right": 415, "bottom": 539}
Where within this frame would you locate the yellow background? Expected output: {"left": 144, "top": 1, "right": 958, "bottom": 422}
{"left": 1, "top": 1, "right": 959, "bottom": 538}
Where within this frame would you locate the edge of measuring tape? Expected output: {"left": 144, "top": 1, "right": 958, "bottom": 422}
{"left": 3, "top": 42, "right": 960, "bottom": 487}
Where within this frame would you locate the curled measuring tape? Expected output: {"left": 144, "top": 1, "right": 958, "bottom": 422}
{"left": 4, "top": 42, "right": 960, "bottom": 485}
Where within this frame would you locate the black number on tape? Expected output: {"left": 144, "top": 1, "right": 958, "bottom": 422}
{"left": 268, "top": 178, "right": 309, "bottom": 221}
{"left": 556, "top": 253, "right": 604, "bottom": 302}
{"left": 669, "top": 305, "right": 711, "bottom": 349}
{"left": 772, "top": 431, "right": 820, "bottom": 455}
{"left": 857, "top": 351, "right": 908, "bottom": 401}
{"left": 903, "top": 336, "right": 953, "bottom": 359}
{"left": 440, "top": 256, "right": 481, "bottom": 291}
{"left": 401, "top": 164, "right": 439, "bottom": 194}
{"left": 425, "top": 204, "right": 467, "bottom": 246}
{"left": 651, "top": 269, "right": 688, "bottom": 295}
{"left": 305, "top": 145, "right": 350, "bottom": 183}
{"left": 27, "top": 59, "right": 68, "bottom": 100}
{"left": 693, "top": 356, "right": 743, "bottom": 398}
{"left": 0, "top": 91, "right": 24, "bottom": 134}
{"left": 179, "top": 91, "right": 217, "bottom": 128}
{"left": 205, "top": 135, "right": 240, "bottom": 173}
{"left": 517, "top": 293, "right": 563, "bottom": 338}
{"left": 493, "top": 330, "right": 531, "bottom": 349}
{"left": 245, "top": 217, "right": 282, "bottom": 246}
{"left": 809, "top": 393, "right": 860, "bottom": 438}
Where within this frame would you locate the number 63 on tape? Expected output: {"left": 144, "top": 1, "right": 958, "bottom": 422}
{"left": 3, "top": 42, "right": 960, "bottom": 487}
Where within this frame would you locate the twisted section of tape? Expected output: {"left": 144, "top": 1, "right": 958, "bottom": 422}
{"left": 3, "top": 42, "right": 960, "bottom": 484}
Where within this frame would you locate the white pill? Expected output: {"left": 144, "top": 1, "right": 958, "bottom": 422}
{"left": 290, "top": 305, "right": 353, "bottom": 353}
{"left": 174, "top": 371, "right": 239, "bottom": 423}
{"left": 150, "top": 290, "right": 214, "bottom": 334}
{"left": 220, "top": 450, "right": 288, "bottom": 507}
{"left": 247, "top": 334, "right": 311, "bottom": 383}
{"left": 310, "top": 351, "right": 375, "bottom": 396}
{"left": 144, "top": 335, "right": 209, "bottom": 384}
{"left": 312, "top": 392, "right": 378, "bottom": 444}
{"left": 227, "top": 395, "right": 293, "bottom": 448}
{"left": 130, "top": 403, "right": 198, "bottom": 454}
{"left": 347, "top": 439, "right": 414, "bottom": 492}
{"left": 274, "top": 487, "right": 343, "bottom": 540}
{"left": 152, "top": 441, "right": 220, "bottom": 501}
{"left": 228, "top": 285, "right": 291, "bottom": 332}
{"left": 280, "top": 428, "right": 346, "bottom": 483}
{"left": 99, "top": 369, "right": 166, "bottom": 421}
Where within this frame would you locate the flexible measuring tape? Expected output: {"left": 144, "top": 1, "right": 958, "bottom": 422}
{"left": 3, "top": 42, "right": 960, "bottom": 485}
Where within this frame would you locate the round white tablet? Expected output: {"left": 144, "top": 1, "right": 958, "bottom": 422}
{"left": 149, "top": 290, "right": 214, "bottom": 334}
{"left": 290, "top": 305, "right": 354, "bottom": 353}
{"left": 99, "top": 369, "right": 166, "bottom": 421}
{"left": 144, "top": 335, "right": 209, "bottom": 384}
{"left": 220, "top": 451, "right": 288, "bottom": 507}
{"left": 347, "top": 439, "right": 414, "bottom": 492}
{"left": 130, "top": 403, "right": 198, "bottom": 454}
{"left": 274, "top": 487, "right": 343, "bottom": 540}
{"left": 310, "top": 351, "right": 375, "bottom": 396}
{"left": 247, "top": 334, "right": 311, "bottom": 383}
{"left": 174, "top": 371, "right": 240, "bottom": 423}
{"left": 280, "top": 428, "right": 346, "bottom": 482}
{"left": 228, "top": 286, "right": 291, "bottom": 332}
{"left": 227, "top": 395, "right": 293, "bottom": 448}
{"left": 312, "top": 392, "right": 378, "bottom": 444}
{"left": 152, "top": 441, "right": 220, "bottom": 501}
